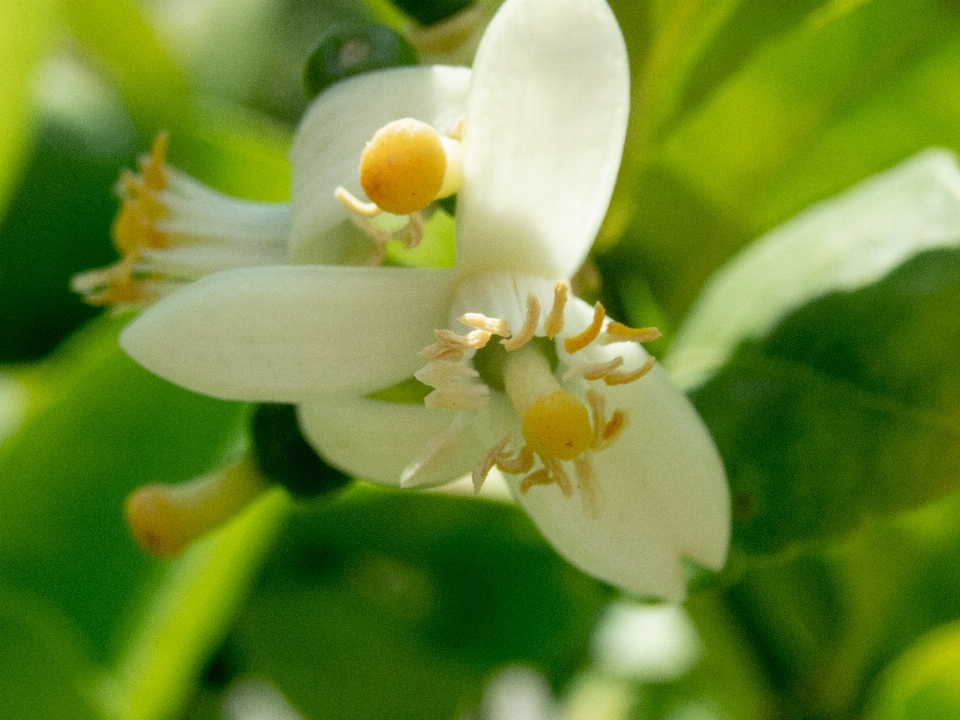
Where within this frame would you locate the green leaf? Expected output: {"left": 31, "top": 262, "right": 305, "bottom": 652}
{"left": 0, "top": 318, "right": 248, "bottom": 662}
{"left": 608, "top": 0, "right": 960, "bottom": 325}
{"left": 693, "top": 246, "right": 960, "bottom": 556}
{"left": 106, "top": 491, "right": 290, "bottom": 720}
{"left": 726, "top": 490, "right": 960, "bottom": 718}
{"left": 865, "top": 619, "right": 960, "bottom": 720}
{"left": 0, "top": 588, "right": 103, "bottom": 720}
{"left": 0, "top": 0, "right": 55, "bottom": 216}
{"left": 60, "top": 0, "right": 192, "bottom": 133}
{"left": 211, "top": 486, "right": 611, "bottom": 720}
{"left": 663, "top": 150, "right": 960, "bottom": 557}
{"left": 666, "top": 150, "right": 960, "bottom": 390}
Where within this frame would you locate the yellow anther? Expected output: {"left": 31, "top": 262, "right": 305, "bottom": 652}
{"left": 602, "top": 322, "right": 662, "bottom": 344}
{"left": 359, "top": 118, "right": 448, "bottom": 215}
{"left": 521, "top": 390, "right": 592, "bottom": 462}
{"left": 501, "top": 293, "right": 540, "bottom": 351}
{"left": 603, "top": 357, "right": 655, "bottom": 386}
{"left": 139, "top": 131, "right": 170, "bottom": 193}
{"left": 543, "top": 281, "right": 568, "bottom": 339}
{"left": 564, "top": 302, "right": 606, "bottom": 354}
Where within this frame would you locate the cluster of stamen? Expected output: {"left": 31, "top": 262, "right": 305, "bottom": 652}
{"left": 71, "top": 133, "right": 173, "bottom": 308}
{"left": 335, "top": 117, "right": 464, "bottom": 265}
{"left": 410, "top": 281, "right": 661, "bottom": 518}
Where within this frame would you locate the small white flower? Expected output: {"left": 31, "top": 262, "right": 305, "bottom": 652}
{"left": 71, "top": 132, "right": 291, "bottom": 309}
{"left": 118, "top": 0, "right": 729, "bottom": 601}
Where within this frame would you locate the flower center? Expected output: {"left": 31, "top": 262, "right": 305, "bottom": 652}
{"left": 522, "top": 390, "right": 592, "bottom": 461}
{"left": 502, "top": 342, "right": 592, "bottom": 463}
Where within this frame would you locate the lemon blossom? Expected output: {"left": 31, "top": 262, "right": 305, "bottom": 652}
{"left": 119, "top": 0, "right": 729, "bottom": 600}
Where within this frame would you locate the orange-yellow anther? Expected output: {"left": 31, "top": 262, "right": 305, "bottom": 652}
{"left": 522, "top": 390, "right": 592, "bottom": 461}
{"left": 139, "top": 131, "right": 170, "bottom": 192}
{"left": 604, "top": 322, "right": 662, "bottom": 344}
{"left": 564, "top": 302, "right": 606, "bottom": 354}
{"left": 359, "top": 118, "right": 447, "bottom": 215}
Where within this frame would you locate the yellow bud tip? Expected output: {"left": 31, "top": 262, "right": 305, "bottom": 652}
{"left": 123, "top": 460, "right": 270, "bottom": 559}
{"left": 124, "top": 484, "right": 192, "bottom": 559}
{"left": 522, "top": 390, "right": 592, "bottom": 462}
{"left": 359, "top": 118, "right": 447, "bottom": 215}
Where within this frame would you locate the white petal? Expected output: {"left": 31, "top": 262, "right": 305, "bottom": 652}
{"left": 289, "top": 65, "right": 471, "bottom": 264}
{"left": 512, "top": 298, "right": 730, "bottom": 600}
{"left": 449, "top": 271, "right": 558, "bottom": 335}
{"left": 120, "top": 266, "right": 455, "bottom": 402}
{"left": 140, "top": 241, "right": 287, "bottom": 279}
{"left": 455, "top": 0, "right": 629, "bottom": 279}
{"left": 298, "top": 393, "right": 513, "bottom": 487}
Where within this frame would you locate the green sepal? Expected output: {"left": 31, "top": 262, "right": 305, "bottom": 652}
{"left": 249, "top": 404, "right": 353, "bottom": 499}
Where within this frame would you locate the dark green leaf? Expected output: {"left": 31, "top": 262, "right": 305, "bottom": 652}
{"left": 694, "top": 247, "right": 960, "bottom": 556}
{"left": 215, "top": 487, "right": 612, "bottom": 720}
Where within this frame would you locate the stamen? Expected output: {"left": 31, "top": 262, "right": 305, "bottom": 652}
{"left": 401, "top": 414, "right": 470, "bottom": 488}
{"left": 574, "top": 455, "right": 601, "bottom": 519}
{"left": 586, "top": 389, "right": 607, "bottom": 449}
{"left": 139, "top": 131, "right": 170, "bottom": 192}
{"left": 472, "top": 432, "right": 512, "bottom": 493}
{"left": 496, "top": 445, "right": 534, "bottom": 475}
{"left": 449, "top": 115, "right": 465, "bottom": 141}
{"left": 601, "top": 322, "right": 662, "bottom": 345}
{"left": 459, "top": 313, "right": 510, "bottom": 337}
{"left": 602, "top": 410, "right": 627, "bottom": 445}
{"left": 603, "top": 357, "right": 656, "bottom": 385}
{"left": 542, "top": 457, "right": 574, "bottom": 498}
{"left": 405, "top": 211, "right": 425, "bottom": 249}
{"left": 421, "top": 328, "right": 492, "bottom": 362}
{"left": 543, "top": 281, "right": 568, "bottom": 339}
{"left": 564, "top": 302, "right": 606, "bottom": 354}
{"left": 519, "top": 468, "right": 551, "bottom": 495}
{"left": 335, "top": 186, "right": 382, "bottom": 217}
{"left": 562, "top": 356, "right": 624, "bottom": 382}
{"left": 501, "top": 293, "right": 540, "bottom": 351}
{"left": 415, "top": 360, "right": 479, "bottom": 386}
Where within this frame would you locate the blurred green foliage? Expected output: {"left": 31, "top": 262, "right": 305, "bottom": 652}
{"left": 4, "top": 0, "right": 960, "bottom": 719}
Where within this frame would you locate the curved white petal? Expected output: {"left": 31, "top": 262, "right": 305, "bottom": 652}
{"left": 449, "top": 271, "right": 558, "bottom": 335}
{"left": 140, "top": 241, "right": 288, "bottom": 279}
{"left": 289, "top": 65, "right": 471, "bottom": 264}
{"left": 120, "top": 266, "right": 455, "bottom": 402}
{"left": 511, "top": 298, "right": 730, "bottom": 600}
{"left": 455, "top": 0, "right": 629, "bottom": 280}
{"left": 298, "top": 393, "right": 513, "bottom": 487}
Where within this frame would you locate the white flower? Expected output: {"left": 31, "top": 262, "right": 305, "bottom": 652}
{"left": 119, "top": 0, "right": 729, "bottom": 601}
{"left": 71, "top": 132, "right": 291, "bottom": 309}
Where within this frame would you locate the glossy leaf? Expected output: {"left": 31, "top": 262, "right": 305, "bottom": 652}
{"left": 212, "top": 486, "right": 612, "bottom": 720}
{"left": 693, "top": 247, "right": 960, "bottom": 557}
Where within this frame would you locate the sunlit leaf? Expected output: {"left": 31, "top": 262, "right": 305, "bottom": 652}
{"left": 0, "top": 0, "right": 55, "bottom": 216}
{"left": 865, "top": 619, "right": 960, "bottom": 720}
